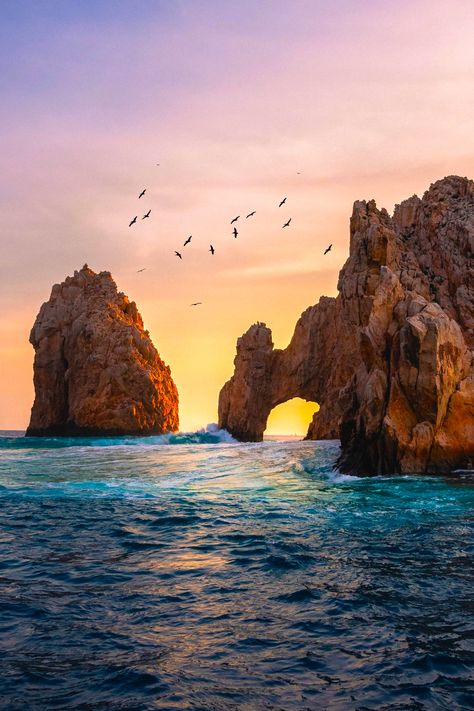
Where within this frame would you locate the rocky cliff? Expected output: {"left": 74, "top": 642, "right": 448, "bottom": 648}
{"left": 218, "top": 176, "right": 474, "bottom": 474}
{"left": 27, "top": 265, "right": 179, "bottom": 436}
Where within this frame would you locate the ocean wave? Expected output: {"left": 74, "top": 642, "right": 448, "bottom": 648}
{"left": 156, "top": 424, "right": 237, "bottom": 446}
{"left": 0, "top": 424, "right": 237, "bottom": 449}
{"left": 295, "top": 452, "right": 363, "bottom": 482}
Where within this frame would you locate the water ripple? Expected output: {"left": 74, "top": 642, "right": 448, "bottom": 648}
{"left": 0, "top": 433, "right": 473, "bottom": 709}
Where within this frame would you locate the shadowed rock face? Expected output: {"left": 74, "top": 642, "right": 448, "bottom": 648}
{"left": 27, "top": 265, "right": 179, "bottom": 436}
{"left": 219, "top": 176, "right": 474, "bottom": 474}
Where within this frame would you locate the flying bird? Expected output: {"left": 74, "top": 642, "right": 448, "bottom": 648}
{"left": 279, "top": 197, "right": 287, "bottom": 207}
{"left": 282, "top": 218, "right": 292, "bottom": 228}
{"left": 209, "top": 244, "right": 215, "bottom": 255}
{"left": 129, "top": 216, "right": 137, "bottom": 227}
{"left": 324, "top": 244, "right": 332, "bottom": 255}
{"left": 175, "top": 251, "right": 182, "bottom": 259}
{"left": 246, "top": 211, "right": 256, "bottom": 218}
{"left": 142, "top": 210, "right": 151, "bottom": 219}
{"left": 137, "top": 268, "right": 146, "bottom": 273}
{"left": 190, "top": 302, "right": 202, "bottom": 307}
{"left": 183, "top": 235, "right": 192, "bottom": 246}
{"left": 233, "top": 227, "right": 238, "bottom": 238}
{"left": 230, "top": 216, "right": 240, "bottom": 224}
{"left": 138, "top": 189, "right": 146, "bottom": 198}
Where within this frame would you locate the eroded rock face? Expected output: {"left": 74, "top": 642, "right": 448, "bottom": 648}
{"left": 27, "top": 265, "right": 179, "bottom": 436}
{"left": 219, "top": 176, "right": 474, "bottom": 474}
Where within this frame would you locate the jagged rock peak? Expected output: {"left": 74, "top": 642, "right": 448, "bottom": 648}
{"left": 27, "top": 265, "right": 179, "bottom": 436}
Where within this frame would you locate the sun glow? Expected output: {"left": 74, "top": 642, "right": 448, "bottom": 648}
{"left": 265, "top": 398, "right": 319, "bottom": 437}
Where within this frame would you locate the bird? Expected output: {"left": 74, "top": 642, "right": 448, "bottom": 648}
{"left": 282, "top": 218, "right": 291, "bottom": 228}
{"left": 246, "top": 211, "right": 256, "bottom": 218}
{"left": 138, "top": 189, "right": 146, "bottom": 198}
{"left": 324, "top": 244, "right": 332, "bottom": 255}
{"left": 137, "top": 268, "right": 146, "bottom": 273}
{"left": 209, "top": 244, "right": 215, "bottom": 255}
{"left": 190, "top": 302, "right": 202, "bottom": 307}
{"left": 175, "top": 251, "right": 182, "bottom": 259}
{"left": 230, "top": 216, "right": 240, "bottom": 224}
{"left": 129, "top": 216, "right": 137, "bottom": 227}
{"left": 183, "top": 235, "right": 192, "bottom": 246}
{"left": 142, "top": 210, "right": 151, "bottom": 219}
{"left": 233, "top": 227, "right": 238, "bottom": 238}
{"left": 279, "top": 197, "right": 287, "bottom": 207}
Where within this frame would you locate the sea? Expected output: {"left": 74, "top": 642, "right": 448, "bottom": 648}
{"left": 0, "top": 426, "right": 473, "bottom": 710}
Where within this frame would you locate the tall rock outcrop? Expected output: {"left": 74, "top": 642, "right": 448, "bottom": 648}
{"left": 27, "top": 265, "right": 179, "bottom": 436}
{"left": 219, "top": 176, "right": 474, "bottom": 474}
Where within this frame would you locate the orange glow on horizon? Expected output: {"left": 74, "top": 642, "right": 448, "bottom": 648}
{"left": 265, "top": 398, "right": 319, "bottom": 437}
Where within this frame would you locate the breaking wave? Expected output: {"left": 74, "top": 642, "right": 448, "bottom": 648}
{"left": 0, "top": 423, "right": 236, "bottom": 449}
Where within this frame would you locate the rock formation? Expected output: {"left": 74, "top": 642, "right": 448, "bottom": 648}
{"left": 219, "top": 176, "right": 474, "bottom": 474}
{"left": 27, "top": 265, "right": 179, "bottom": 436}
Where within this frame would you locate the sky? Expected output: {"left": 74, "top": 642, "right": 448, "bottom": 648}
{"left": 1, "top": 0, "right": 473, "bottom": 434}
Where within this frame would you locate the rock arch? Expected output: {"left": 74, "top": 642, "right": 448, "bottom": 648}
{"left": 219, "top": 176, "right": 474, "bottom": 474}
{"left": 218, "top": 294, "right": 357, "bottom": 442}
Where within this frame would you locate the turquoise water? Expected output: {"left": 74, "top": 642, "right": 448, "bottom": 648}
{"left": 0, "top": 428, "right": 473, "bottom": 710}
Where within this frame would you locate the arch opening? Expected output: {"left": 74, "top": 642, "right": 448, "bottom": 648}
{"left": 264, "top": 397, "right": 319, "bottom": 440}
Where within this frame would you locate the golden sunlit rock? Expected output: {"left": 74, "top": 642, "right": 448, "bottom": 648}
{"left": 219, "top": 176, "right": 474, "bottom": 474}
{"left": 26, "top": 265, "right": 179, "bottom": 436}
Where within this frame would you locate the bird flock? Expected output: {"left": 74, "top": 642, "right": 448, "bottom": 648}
{"left": 128, "top": 174, "right": 332, "bottom": 304}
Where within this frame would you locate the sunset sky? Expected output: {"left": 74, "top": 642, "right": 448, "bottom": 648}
{"left": 1, "top": 0, "right": 473, "bottom": 434}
